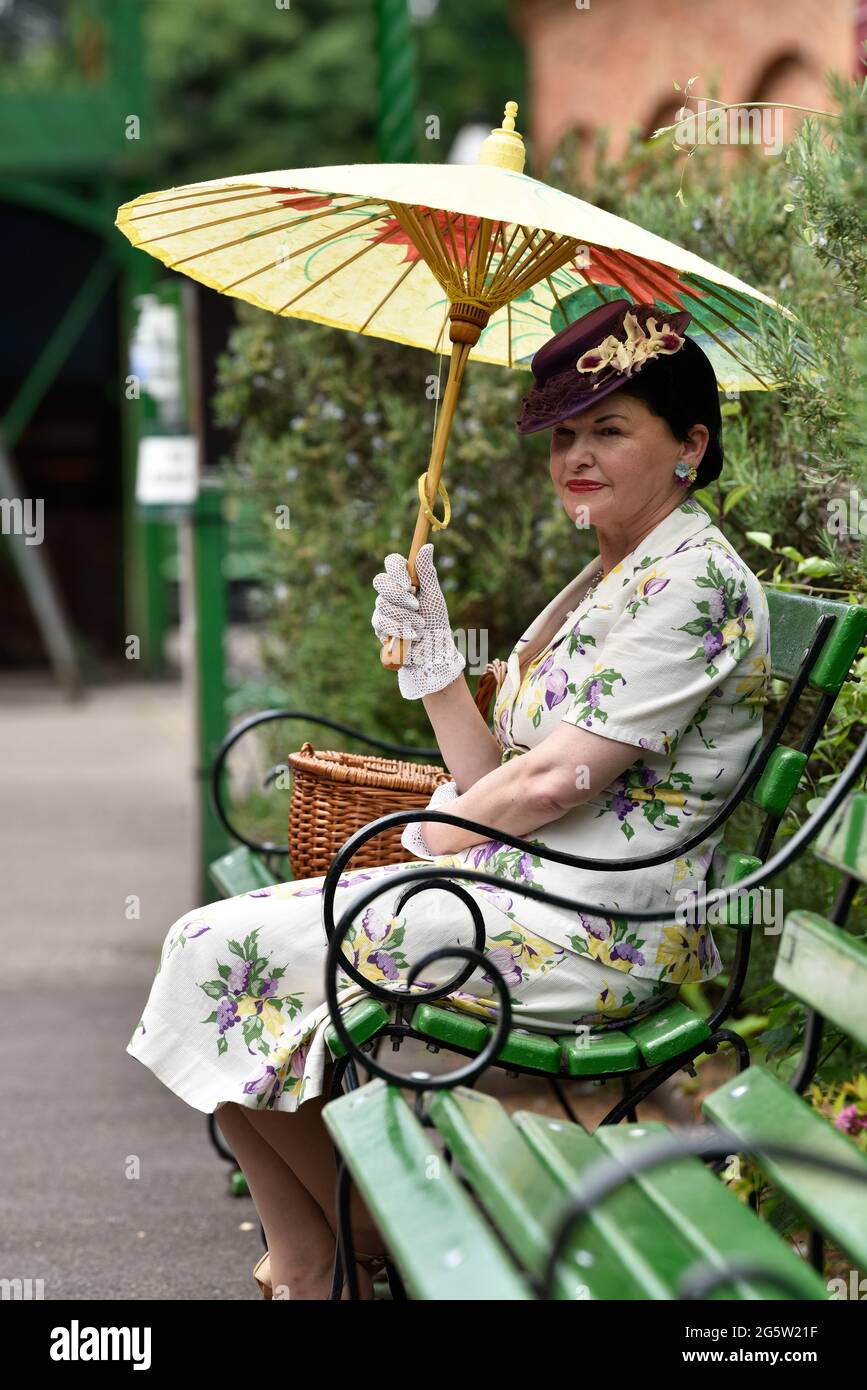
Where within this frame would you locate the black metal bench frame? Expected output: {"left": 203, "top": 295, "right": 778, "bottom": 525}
{"left": 322, "top": 732, "right": 867, "bottom": 1298}
{"left": 209, "top": 606, "right": 852, "bottom": 1129}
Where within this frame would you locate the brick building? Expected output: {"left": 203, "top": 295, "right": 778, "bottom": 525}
{"left": 514, "top": 0, "right": 860, "bottom": 176}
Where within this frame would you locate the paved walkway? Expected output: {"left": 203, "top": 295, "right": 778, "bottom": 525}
{"left": 0, "top": 675, "right": 264, "bottom": 1300}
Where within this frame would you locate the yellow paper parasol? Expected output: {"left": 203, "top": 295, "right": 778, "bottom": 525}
{"left": 115, "top": 102, "right": 791, "bottom": 669}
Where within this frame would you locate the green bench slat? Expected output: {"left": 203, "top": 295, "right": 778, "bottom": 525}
{"left": 814, "top": 791, "right": 867, "bottom": 884}
{"left": 775, "top": 910, "right": 867, "bottom": 1050}
{"left": 414, "top": 1003, "right": 646, "bottom": 1076}
{"left": 702, "top": 1066, "right": 867, "bottom": 1269}
{"left": 485, "top": 1023, "right": 562, "bottom": 1073}
{"left": 707, "top": 842, "right": 763, "bottom": 927}
{"left": 325, "top": 998, "right": 391, "bottom": 1060}
{"left": 513, "top": 1110, "right": 728, "bottom": 1298}
{"left": 412, "top": 1004, "right": 562, "bottom": 1074}
{"left": 208, "top": 846, "right": 281, "bottom": 897}
{"left": 764, "top": 589, "right": 867, "bottom": 694}
{"left": 626, "top": 1001, "right": 712, "bottom": 1065}
{"left": 412, "top": 1003, "right": 488, "bottom": 1052}
{"left": 593, "top": 1121, "right": 828, "bottom": 1300}
{"left": 561, "top": 1029, "right": 639, "bottom": 1076}
{"left": 322, "top": 1080, "right": 531, "bottom": 1300}
{"left": 428, "top": 1087, "right": 667, "bottom": 1298}
{"left": 751, "top": 746, "right": 808, "bottom": 818}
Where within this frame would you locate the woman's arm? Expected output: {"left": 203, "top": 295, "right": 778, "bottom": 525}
{"left": 421, "top": 672, "right": 504, "bottom": 792}
{"left": 420, "top": 718, "right": 641, "bottom": 856}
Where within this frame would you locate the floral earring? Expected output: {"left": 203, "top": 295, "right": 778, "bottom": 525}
{"left": 674, "top": 457, "right": 697, "bottom": 486}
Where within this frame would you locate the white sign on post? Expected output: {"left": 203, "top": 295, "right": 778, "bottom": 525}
{"left": 136, "top": 435, "right": 199, "bottom": 507}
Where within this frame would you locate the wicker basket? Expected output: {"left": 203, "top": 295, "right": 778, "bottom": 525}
{"left": 286, "top": 742, "right": 454, "bottom": 878}
{"left": 285, "top": 670, "right": 501, "bottom": 879}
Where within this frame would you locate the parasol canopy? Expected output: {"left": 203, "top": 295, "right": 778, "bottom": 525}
{"left": 115, "top": 102, "right": 793, "bottom": 669}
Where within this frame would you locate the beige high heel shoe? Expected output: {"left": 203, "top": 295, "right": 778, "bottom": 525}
{"left": 253, "top": 1249, "right": 387, "bottom": 1299}
{"left": 253, "top": 1250, "right": 273, "bottom": 1299}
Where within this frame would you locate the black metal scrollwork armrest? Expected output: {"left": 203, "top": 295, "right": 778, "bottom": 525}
{"left": 320, "top": 732, "right": 867, "bottom": 940}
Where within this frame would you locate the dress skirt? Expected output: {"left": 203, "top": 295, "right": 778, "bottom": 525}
{"left": 126, "top": 860, "right": 678, "bottom": 1115}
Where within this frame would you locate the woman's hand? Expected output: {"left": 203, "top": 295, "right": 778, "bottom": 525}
{"left": 371, "top": 543, "right": 466, "bottom": 699}
{"left": 400, "top": 777, "right": 460, "bottom": 859}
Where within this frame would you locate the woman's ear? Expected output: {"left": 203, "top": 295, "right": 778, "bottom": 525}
{"left": 682, "top": 422, "right": 709, "bottom": 468}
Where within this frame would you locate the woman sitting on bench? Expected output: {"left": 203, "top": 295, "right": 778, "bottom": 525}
{"left": 126, "top": 299, "right": 770, "bottom": 1299}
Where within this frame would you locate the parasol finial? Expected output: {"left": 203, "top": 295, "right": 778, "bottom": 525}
{"left": 478, "top": 100, "right": 525, "bottom": 174}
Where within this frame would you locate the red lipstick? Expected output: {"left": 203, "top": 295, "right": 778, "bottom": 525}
{"left": 566, "top": 480, "right": 606, "bottom": 492}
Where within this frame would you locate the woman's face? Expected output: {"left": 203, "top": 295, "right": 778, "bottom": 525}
{"left": 548, "top": 389, "right": 709, "bottom": 533}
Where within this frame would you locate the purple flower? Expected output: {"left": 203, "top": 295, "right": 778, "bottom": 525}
{"left": 216, "top": 996, "right": 239, "bottom": 1034}
{"left": 483, "top": 946, "right": 522, "bottom": 988}
{"left": 637, "top": 766, "right": 659, "bottom": 788}
{"left": 361, "top": 907, "right": 389, "bottom": 942}
{"left": 476, "top": 884, "right": 514, "bottom": 913}
{"left": 586, "top": 678, "right": 603, "bottom": 708}
{"left": 289, "top": 1042, "right": 310, "bottom": 1080}
{"left": 835, "top": 1104, "right": 867, "bottom": 1135}
{"left": 579, "top": 912, "right": 611, "bottom": 941}
{"left": 611, "top": 787, "right": 638, "bottom": 820}
{"left": 242, "top": 1066, "right": 278, "bottom": 1097}
{"left": 227, "top": 959, "right": 252, "bottom": 993}
{"left": 643, "top": 577, "right": 670, "bottom": 597}
{"left": 183, "top": 919, "right": 211, "bottom": 938}
{"left": 544, "top": 668, "right": 568, "bottom": 710}
{"left": 610, "top": 942, "right": 646, "bottom": 965}
{"left": 247, "top": 888, "right": 272, "bottom": 898}
{"left": 259, "top": 977, "right": 279, "bottom": 1000}
{"left": 708, "top": 585, "right": 727, "bottom": 624}
{"left": 536, "top": 654, "right": 554, "bottom": 679}
{"left": 469, "top": 841, "right": 503, "bottom": 868}
{"left": 517, "top": 853, "right": 535, "bottom": 883}
{"left": 703, "top": 629, "right": 724, "bottom": 660}
{"left": 294, "top": 870, "right": 374, "bottom": 897}
{"left": 367, "top": 949, "right": 399, "bottom": 980}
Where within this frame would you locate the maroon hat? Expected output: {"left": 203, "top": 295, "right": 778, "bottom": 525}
{"left": 515, "top": 299, "right": 692, "bottom": 434}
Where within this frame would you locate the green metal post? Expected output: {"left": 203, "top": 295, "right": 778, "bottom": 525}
{"left": 375, "top": 0, "right": 420, "bottom": 162}
{"left": 191, "top": 477, "right": 231, "bottom": 897}
{"left": 117, "top": 246, "right": 164, "bottom": 673}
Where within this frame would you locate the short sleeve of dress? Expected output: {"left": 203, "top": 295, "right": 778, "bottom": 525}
{"left": 559, "top": 544, "right": 764, "bottom": 754}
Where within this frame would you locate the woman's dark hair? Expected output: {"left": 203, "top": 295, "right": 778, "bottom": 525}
{"left": 615, "top": 335, "right": 724, "bottom": 490}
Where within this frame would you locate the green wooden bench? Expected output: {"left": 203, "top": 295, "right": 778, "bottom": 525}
{"left": 322, "top": 781, "right": 867, "bottom": 1300}
{"left": 205, "top": 589, "right": 865, "bottom": 1183}
{"left": 317, "top": 588, "right": 866, "bottom": 1123}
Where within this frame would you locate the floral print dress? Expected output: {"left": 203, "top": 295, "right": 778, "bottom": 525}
{"left": 126, "top": 497, "right": 769, "bottom": 1115}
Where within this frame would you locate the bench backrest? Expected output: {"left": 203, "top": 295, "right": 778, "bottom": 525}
{"left": 707, "top": 590, "right": 866, "bottom": 928}
{"left": 776, "top": 790, "right": 867, "bottom": 1056}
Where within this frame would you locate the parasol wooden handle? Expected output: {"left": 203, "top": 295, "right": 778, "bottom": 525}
{"left": 380, "top": 466, "right": 455, "bottom": 667}
{"left": 379, "top": 316, "right": 480, "bottom": 672}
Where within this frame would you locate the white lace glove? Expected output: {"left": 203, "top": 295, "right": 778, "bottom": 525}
{"left": 400, "top": 777, "right": 460, "bottom": 859}
{"left": 371, "top": 542, "right": 466, "bottom": 700}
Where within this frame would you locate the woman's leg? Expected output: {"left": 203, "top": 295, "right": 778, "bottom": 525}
{"left": 215, "top": 1101, "right": 337, "bottom": 1298}
{"left": 240, "top": 1063, "right": 387, "bottom": 1256}
{"left": 215, "top": 1100, "right": 375, "bottom": 1299}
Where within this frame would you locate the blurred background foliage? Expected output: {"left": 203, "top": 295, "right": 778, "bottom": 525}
{"left": 146, "top": 0, "right": 524, "bottom": 182}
